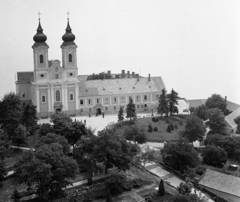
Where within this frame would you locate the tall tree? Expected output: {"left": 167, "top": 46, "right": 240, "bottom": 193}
{"left": 206, "top": 108, "right": 226, "bottom": 134}
{"left": 21, "top": 104, "right": 38, "bottom": 132}
{"left": 205, "top": 94, "right": 227, "bottom": 114}
{"left": 0, "top": 161, "right": 6, "bottom": 186}
{"left": 0, "top": 92, "right": 22, "bottom": 138}
{"left": 63, "top": 121, "right": 87, "bottom": 150}
{"left": 50, "top": 112, "right": 72, "bottom": 135}
{"left": 167, "top": 89, "right": 179, "bottom": 116}
{"left": 126, "top": 98, "right": 136, "bottom": 120}
{"left": 118, "top": 107, "right": 124, "bottom": 122}
{"left": 157, "top": 89, "right": 169, "bottom": 117}
{"left": 158, "top": 180, "right": 165, "bottom": 196}
{"left": 15, "top": 143, "right": 78, "bottom": 201}
{"left": 12, "top": 124, "right": 28, "bottom": 147}
{"left": 39, "top": 123, "right": 53, "bottom": 137}
{"left": 161, "top": 138, "right": 200, "bottom": 172}
{"left": 181, "top": 114, "right": 206, "bottom": 143}
{"left": 93, "top": 129, "right": 137, "bottom": 174}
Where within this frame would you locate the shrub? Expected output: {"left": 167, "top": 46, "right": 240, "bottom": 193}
{"left": 153, "top": 127, "right": 158, "bottom": 132}
{"left": 132, "top": 178, "right": 143, "bottom": 188}
{"left": 167, "top": 125, "right": 171, "bottom": 133}
{"left": 105, "top": 172, "right": 126, "bottom": 195}
{"left": 170, "top": 122, "right": 174, "bottom": 130}
{"left": 152, "top": 117, "right": 159, "bottom": 122}
{"left": 148, "top": 124, "right": 153, "bottom": 132}
{"left": 165, "top": 118, "right": 170, "bottom": 124}
{"left": 174, "top": 124, "right": 178, "bottom": 129}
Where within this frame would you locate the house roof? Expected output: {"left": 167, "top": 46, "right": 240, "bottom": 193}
{"left": 199, "top": 169, "right": 240, "bottom": 198}
{"left": 16, "top": 72, "right": 33, "bottom": 84}
{"left": 188, "top": 99, "right": 240, "bottom": 112}
{"left": 79, "top": 77, "right": 166, "bottom": 97}
{"left": 225, "top": 107, "right": 240, "bottom": 129}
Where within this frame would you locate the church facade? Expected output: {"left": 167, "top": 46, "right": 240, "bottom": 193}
{"left": 16, "top": 20, "right": 166, "bottom": 118}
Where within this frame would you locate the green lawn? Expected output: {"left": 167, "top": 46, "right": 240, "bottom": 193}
{"left": 136, "top": 116, "right": 186, "bottom": 142}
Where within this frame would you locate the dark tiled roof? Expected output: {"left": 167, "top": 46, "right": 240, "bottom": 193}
{"left": 79, "top": 77, "right": 166, "bottom": 97}
{"left": 199, "top": 169, "right": 240, "bottom": 198}
{"left": 17, "top": 72, "right": 33, "bottom": 84}
{"left": 226, "top": 101, "right": 240, "bottom": 112}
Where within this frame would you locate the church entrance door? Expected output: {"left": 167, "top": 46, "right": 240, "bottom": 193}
{"left": 97, "top": 108, "right": 101, "bottom": 115}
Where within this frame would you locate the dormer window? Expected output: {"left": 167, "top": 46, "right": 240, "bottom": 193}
{"left": 40, "top": 54, "right": 44, "bottom": 63}
{"left": 69, "top": 54, "right": 73, "bottom": 63}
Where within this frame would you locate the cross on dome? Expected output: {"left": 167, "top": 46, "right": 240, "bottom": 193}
{"left": 67, "top": 11, "right": 70, "bottom": 20}
{"left": 37, "top": 11, "right": 41, "bottom": 20}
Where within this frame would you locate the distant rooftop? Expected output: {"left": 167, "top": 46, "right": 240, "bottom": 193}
{"left": 16, "top": 72, "right": 33, "bottom": 84}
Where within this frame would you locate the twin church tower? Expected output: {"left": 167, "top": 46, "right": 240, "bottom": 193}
{"left": 16, "top": 18, "right": 80, "bottom": 117}
{"left": 16, "top": 15, "right": 166, "bottom": 118}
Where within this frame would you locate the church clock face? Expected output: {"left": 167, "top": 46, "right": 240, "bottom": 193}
{"left": 67, "top": 47, "right": 73, "bottom": 53}
{"left": 37, "top": 46, "right": 45, "bottom": 54}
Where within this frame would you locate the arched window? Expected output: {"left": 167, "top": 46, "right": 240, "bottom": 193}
{"left": 68, "top": 54, "right": 73, "bottom": 63}
{"left": 69, "top": 92, "right": 74, "bottom": 101}
{"left": 55, "top": 74, "right": 59, "bottom": 79}
{"left": 56, "top": 90, "right": 60, "bottom": 102}
{"left": 40, "top": 54, "right": 44, "bottom": 63}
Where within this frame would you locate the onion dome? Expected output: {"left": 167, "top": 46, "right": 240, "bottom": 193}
{"left": 62, "top": 20, "right": 75, "bottom": 42}
{"left": 33, "top": 21, "right": 47, "bottom": 43}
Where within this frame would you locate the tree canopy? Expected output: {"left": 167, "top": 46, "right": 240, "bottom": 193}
{"left": 126, "top": 97, "right": 136, "bottom": 120}
{"left": 123, "top": 125, "right": 146, "bottom": 144}
{"left": 93, "top": 129, "right": 137, "bottom": 174}
{"left": 118, "top": 107, "right": 124, "bottom": 122}
{"left": 50, "top": 112, "right": 72, "bottom": 135}
{"left": 193, "top": 104, "right": 209, "bottom": 121}
{"left": 202, "top": 145, "right": 227, "bottom": 167}
{"left": 205, "top": 94, "right": 227, "bottom": 114}
{"left": 206, "top": 108, "right": 226, "bottom": 134}
{"left": 87, "top": 72, "right": 113, "bottom": 80}
{"left": 161, "top": 139, "right": 200, "bottom": 172}
{"left": 15, "top": 143, "right": 78, "bottom": 201}
{"left": 181, "top": 114, "right": 206, "bottom": 142}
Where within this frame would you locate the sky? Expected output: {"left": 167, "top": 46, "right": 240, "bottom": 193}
{"left": 0, "top": 0, "right": 239, "bottom": 103}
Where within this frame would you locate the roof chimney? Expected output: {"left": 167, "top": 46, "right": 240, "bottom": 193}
{"left": 107, "top": 70, "right": 111, "bottom": 75}
{"left": 132, "top": 72, "right": 135, "bottom": 78}
{"left": 136, "top": 74, "right": 139, "bottom": 81}
{"left": 225, "top": 96, "right": 227, "bottom": 101}
{"left": 121, "top": 70, "right": 125, "bottom": 78}
{"left": 148, "top": 74, "right": 151, "bottom": 81}
{"left": 127, "top": 71, "right": 130, "bottom": 78}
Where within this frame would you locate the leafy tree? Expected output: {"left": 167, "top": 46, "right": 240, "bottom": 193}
{"left": 73, "top": 134, "right": 98, "bottom": 183}
{"left": 21, "top": 104, "right": 38, "bottom": 132}
{"left": 170, "top": 194, "right": 208, "bottom": 202}
{"left": 124, "top": 125, "right": 146, "bottom": 144}
{"left": 157, "top": 89, "right": 169, "bottom": 117}
{"left": 204, "top": 133, "right": 224, "bottom": 146}
{"left": 205, "top": 94, "right": 227, "bottom": 114}
{"left": 50, "top": 112, "right": 72, "bottom": 135}
{"left": 177, "top": 178, "right": 193, "bottom": 194}
{"left": 93, "top": 129, "right": 137, "bottom": 174}
{"left": 126, "top": 98, "right": 136, "bottom": 120}
{"left": 35, "top": 133, "right": 70, "bottom": 155}
{"left": 39, "top": 123, "right": 53, "bottom": 137}
{"left": 206, "top": 108, "right": 226, "bottom": 134}
{"left": 15, "top": 144, "right": 78, "bottom": 201}
{"left": 0, "top": 92, "right": 22, "bottom": 138}
{"left": 181, "top": 114, "right": 206, "bottom": 143}
{"left": 193, "top": 104, "right": 209, "bottom": 121}
{"left": 202, "top": 145, "right": 227, "bottom": 167}
{"left": 12, "top": 124, "right": 28, "bottom": 147}
{"left": 106, "top": 187, "right": 112, "bottom": 202}
{"left": 167, "top": 89, "right": 179, "bottom": 116}
{"left": 63, "top": 121, "right": 87, "bottom": 150}
{"left": 0, "top": 130, "right": 10, "bottom": 162}
{"left": 161, "top": 139, "right": 200, "bottom": 172}
{"left": 118, "top": 107, "right": 124, "bottom": 122}
{"left": 234, "top": 116, "right": 240, "bottom": 125}
{"left": 158, "top": 179, "right": 165, "bottom": 196}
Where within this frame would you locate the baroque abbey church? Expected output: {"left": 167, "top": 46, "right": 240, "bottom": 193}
{"left": 16, "top": 19, "right": 166, "bottom": 118}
